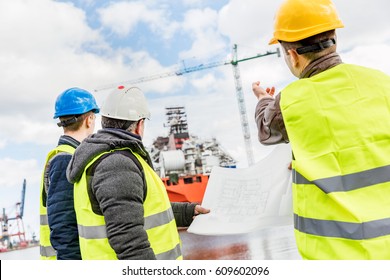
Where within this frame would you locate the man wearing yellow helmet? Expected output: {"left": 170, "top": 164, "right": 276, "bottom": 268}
{"left": 253, "top": 0, "right": 390, "bottom": 260}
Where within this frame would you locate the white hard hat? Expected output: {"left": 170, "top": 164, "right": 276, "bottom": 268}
{"left": 100, "top": 86, "right": 151, "bottom": 121}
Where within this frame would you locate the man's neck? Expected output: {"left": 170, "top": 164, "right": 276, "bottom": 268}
{"left": 64, "top": 130, "right": 90, "bottom": 143}
{"left": 299, "top": 52, "right": 342, "bottom": 79}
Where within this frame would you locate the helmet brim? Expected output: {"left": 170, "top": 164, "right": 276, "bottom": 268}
{"left": 268, "top": 37, "right": 279, "bottom": 45}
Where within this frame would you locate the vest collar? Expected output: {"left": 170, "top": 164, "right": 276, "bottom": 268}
{"left": 300, "top": 52, "right": 342, "bottom": 79}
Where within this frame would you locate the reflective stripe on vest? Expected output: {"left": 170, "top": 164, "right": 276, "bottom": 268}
{"left": 77, "top": 221, "right": 181, "bottom": 260}
{"left": 280, "top": 63, "right": 390, "bottom": 260}
{"left": 40, "top": 245, "right": 57, "bottom": 258}
{"left": 74, "top": 148, "right": 183, "bottom": 260}
{"left": 293, "top": 165, "right": 390, "bottom": 193}
{"left": 39, "top": 144, "right": 75, "bottom": 260}
{"left": 294, "top": 214, "right": 390, "bottom": 240}
{"left": 77, "top": 208, "right": 174, "bottom": 237}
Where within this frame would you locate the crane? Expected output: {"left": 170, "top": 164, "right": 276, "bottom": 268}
{"left": 94, "top": 45, "right": 280, "bottom": 166}
{"left": 1, "top": 179, "right": 27, "bottom": 249}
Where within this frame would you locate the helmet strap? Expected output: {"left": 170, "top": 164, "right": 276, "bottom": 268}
{"left": 121, "top": 120, "right": 133, "bottom": 131}
{"left": 57, "top": 116, "right": 78, "bottom": 127}
{"left": 296, "top": 38, "right": 336, "bottom": 55}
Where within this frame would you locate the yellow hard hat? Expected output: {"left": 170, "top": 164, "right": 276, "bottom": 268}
{"left": 269, "top": 0, "right": 344, "bottom": 45}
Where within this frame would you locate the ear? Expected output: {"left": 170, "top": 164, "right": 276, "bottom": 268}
{"left": 85, "top": 114, "right": 94, "bottom": 128}
{"left": 135, "top": 119, "right": 144, "bottom": 135}
{"left": 287, "top": 49, "right": 300, "bottom": 67}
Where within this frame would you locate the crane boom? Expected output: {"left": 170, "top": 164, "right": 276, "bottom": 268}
{"left": 94, "top": 47, "right": 280, "bottom": 92}
{"left": 20, "top": 179, "right": 26, "bottom": 218}
{"left": 94, "top": 57, "right": 231, "bottom": 92}
{"left": 231, "top": 44, "right": 254, "bottom": 166}
{"left": 94, "top": 45, "right": 280, "bottom": 166}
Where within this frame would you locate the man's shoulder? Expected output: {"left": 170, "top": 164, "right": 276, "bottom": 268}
{"left": 92, "top": 148, "right": 143, "bottom": 175}
{"left": 48, "top": 152, "right": 72, "bottom": 173}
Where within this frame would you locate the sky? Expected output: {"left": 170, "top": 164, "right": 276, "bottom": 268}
{"left": 0, "top": 0, "right": 389, "bottom": 242}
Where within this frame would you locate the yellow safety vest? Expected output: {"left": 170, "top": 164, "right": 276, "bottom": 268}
{"left": 74, "top": 148, "right": 183, "bottom": 260}
{"left": 280, "top": 63, "right": 390, "bottom": 259}
{"left": 39, "top": 144, "right": 75, "bottom": 260}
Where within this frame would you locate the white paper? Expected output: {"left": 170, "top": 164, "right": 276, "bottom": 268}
{"left": 187, "top": 144, "right": 293, "bottom": 235}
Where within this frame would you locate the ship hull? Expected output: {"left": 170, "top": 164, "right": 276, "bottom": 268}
{"left": 163, "top": 174, "right": 208, "bottom": 203}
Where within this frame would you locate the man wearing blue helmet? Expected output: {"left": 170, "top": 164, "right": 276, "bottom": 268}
{"left": 39, "top": 87, "right": 99, "bottom": 260}
{"left": 67, "top": 86, "right": 209, "bottom": 260}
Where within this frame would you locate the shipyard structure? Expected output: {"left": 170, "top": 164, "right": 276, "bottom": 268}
{"left": 148, "top": 106, "right": 236, "bottom": 203}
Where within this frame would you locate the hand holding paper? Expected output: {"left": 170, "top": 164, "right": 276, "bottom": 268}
{"left": 188, "top": 144, "right": 293, "bottom": 235}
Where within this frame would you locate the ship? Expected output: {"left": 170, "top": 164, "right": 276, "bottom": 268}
{"left": 148, "top": 106, "right": 237, "bottom": 203}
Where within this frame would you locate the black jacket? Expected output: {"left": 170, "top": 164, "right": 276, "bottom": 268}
{"left": 46, "top": 135, "right": 81, "bottom": 259}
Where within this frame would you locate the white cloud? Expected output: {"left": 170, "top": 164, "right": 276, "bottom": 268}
{"left": 109, "top": 49, "right": 186, "bottom": 94}
{"left": 0, "top": 115, "right": 61, "bottom": 146}
{"left": 0, "top": 0, "right": 104, "bottom": 117}
{"left": 0, "top": 0, "right": 100, "bottom": 55}
{"left": 334, "top": 0, "right": 390, "bottom": 50}
{"left": 0, "top": 139, "right": 6, "bottom": 149}
{"left": 218, "top": 0, "right": 283, "bottom": 47}
{"left": 179, "top": 8, "right": 227, "bottom": 59}
{"left": 0, "top": 158, "right": 40, "bottom": 189}
{"left": 98, "top": 2, "right": 150, "bottom": 35}
{"left": 190, "top": 72, "right": 219, "bottom": 91}
{"left": 97, "top": 1, "right": 179, "bottom": 40}
{"left": 0, "top": 0, "right": 183, "bottom": 148}
{"left": 341, "top": 44, "right": 390, "bottom": 74}
{"left": 182, "top": 0, "right": 205, "bottom": 7}
{"left": 218, "top": 0, "right": 390, "bottom": 63}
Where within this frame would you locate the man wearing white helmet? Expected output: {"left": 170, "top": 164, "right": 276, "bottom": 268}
{"left": 67, "top": 86, "right": 209, "bottom": 260}
{"left": 40, "top": 88, "right": 99, "bottom": 260}
{"left": 252, "top": 0, "right": 390, "bottom": 259}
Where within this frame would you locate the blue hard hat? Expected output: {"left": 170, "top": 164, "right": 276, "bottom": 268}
{"left": 53, "top": 87, "right": 100, "bottom": 119}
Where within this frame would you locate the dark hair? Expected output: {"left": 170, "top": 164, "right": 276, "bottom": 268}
{"left": 280, "top": 30, "right": 336, "bottom": 61}
{"left": 60, "top": 111, "right": 93, "bottom": 132}
{"left": 101, "top": 116, "right": 138, "bottom": 131}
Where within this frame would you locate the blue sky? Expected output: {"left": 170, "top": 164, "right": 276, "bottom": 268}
{"left": 1, "top": 0, "right": 390, "bottom": 243}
